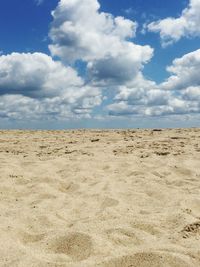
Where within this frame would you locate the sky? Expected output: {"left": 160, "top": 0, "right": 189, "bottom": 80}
{"left": 0, "top": 0, "right": 200, "bottom": 129}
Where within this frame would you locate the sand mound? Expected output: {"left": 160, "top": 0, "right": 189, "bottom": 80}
{"left": 102, "top": 252, "right": 195, "bottom": 267}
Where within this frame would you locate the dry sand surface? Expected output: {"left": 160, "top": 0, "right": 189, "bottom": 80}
{"left": 0, "top": 128, "right": 200, "bottom": 267}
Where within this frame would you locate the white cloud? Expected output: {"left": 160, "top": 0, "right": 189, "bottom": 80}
{"left": 0, "top": 91, "right": 102, "bottom": 121}
{"left": 161, "top": 49, "right": 200, "bottom": 90}
{"left": 35, "top": 0, "right": 44, "bottom": 6}
{"left": 0, "top": 53, "right": 102, "bottom": 120}
{"left": 1, "top": 0, "right": 200, "bottom": 123}
{"left": 182, "top": 86, "right": 200, "bottom": 101}
{"left": 147, "top": 0, "right": 200, "bottom": 46}
{"left": 108, "top": 96, "right": 200, "bottom": 117}
{"left": 108, "top": 87, "right": 174, "bottom": 117}
{"left": 49, "top": 0, "right": 153, "bottom": 86}
{"left": 0, "top": 52, "right": 83, "bottom": 98}
{"left": 108, "top": 49, "right": 200, "bottom": 117}
{"left": 49, "top": 0, "right": 138, "bottom": 62}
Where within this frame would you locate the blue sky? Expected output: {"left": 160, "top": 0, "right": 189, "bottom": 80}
{"left": 0, "top": 0, "right": 200, "bottom": 129}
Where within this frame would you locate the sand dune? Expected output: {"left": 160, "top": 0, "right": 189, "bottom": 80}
{"left": 0, "top": 128, "right": 200, "bottom": 266}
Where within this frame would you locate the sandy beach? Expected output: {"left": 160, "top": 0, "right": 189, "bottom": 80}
{"left": 0, "top": 128, "right": 200, "bottom": 267}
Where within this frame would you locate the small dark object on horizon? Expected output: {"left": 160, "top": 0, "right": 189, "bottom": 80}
{"left": 91, "top": 139, "right": 100, "bottom": 142}
{"left": 152, "top": 129, "right": 162, "bottom": 132}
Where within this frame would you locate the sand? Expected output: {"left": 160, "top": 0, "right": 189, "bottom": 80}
{"left": 0, "top": 128, "right": 200, "bottom": 267}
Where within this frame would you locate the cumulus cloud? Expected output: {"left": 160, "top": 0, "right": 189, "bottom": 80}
{"left": 0, "top": 91, "right": 102, "bottom": 121}
{"left": 182, "top": 86, "right": 200, "bottom": 101}
{"left": 0, "top": 53, "right": 102, "bottom": 120}
{"left": 147, "top": 0, "right": 200, "bottom": 46}
{"left": 161, "top": 49, "right": 200, "bottom": 90}
{"left": 0, "top": 52, "right": 82, "bottom": 98}
{"left": 108, "top": 49, "right": 200, "bottom": 117}
{"left": 49, "top": 0, "right": 153, "bottom": 85}
{"left": 49, "top": 0, "right": 138, "bottom": 62}
{"left": 108, "top": 92, "right": 200, "bottom": 117}
{"left": 108, "top": 86, "right": 174, "bottom": 117}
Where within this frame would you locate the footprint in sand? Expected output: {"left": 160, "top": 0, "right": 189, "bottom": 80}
{"left": 20, "top": 231, "right": 46, "bottom": 244}
{"left": 127, "top": 171, "right": 144, "bottom": 177}
{"left": 49, "top": 232, "right": 93, "bottom": 261}
{"left": 101, "top": 197, "right": 119, "bottom": 209}
{"left": 58, "top": 182, "right": 80, "bottom": 193}
{"left": 131, "top": 222, "right": 161, "bottom": 236}
{"left": 180, "top": 198, "right": 200, "bottom": 217}
{"left": 173, "top": 167, "right": 193, "bottom": 177}
{"left": 25, "top": 215, "right": 53, "bottom": 231}
{"left": 105, "top": 228, "right": 141, "bottom": 246}
{"left": 102, "top": 251, "right": 196, "bottom": 267}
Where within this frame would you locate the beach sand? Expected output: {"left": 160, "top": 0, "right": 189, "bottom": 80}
{"left": 0, "top": 128, "right": 200, "bottom": 267}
